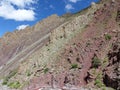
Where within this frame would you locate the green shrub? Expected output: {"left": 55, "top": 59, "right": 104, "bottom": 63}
{"left": 96, "top": 73, "right": 103, "bottom": 80}
{"left": 2, "top": 79, "right": 8, "bottom": 85}
{"left": 102, "top": 87, "right": 106, "bottom": 90}
{"left": 105, "top": 34, "right": 111, "bottom": 40}
{"left": 44, "top": 68, "right": 49, "bottom": 74}
{"left": 95, "top": 79, "right": 104, "bottom": 88}
{"left": 71, "top": 64, "right": 78, "bottom": 69}
{"left": 8, "top": 81, "right": 21, "bottom": 89}
{"left": 26, "top": 70, "right": 31, "bottom": 76}
{"left": 92, "top": 56, "right": 101, "bottom": 68}
{"left": 7, "top": 70, "right": 17, "bottom": 79}
{"left": 2, "top": 69, "right": 18, "bottom": 86}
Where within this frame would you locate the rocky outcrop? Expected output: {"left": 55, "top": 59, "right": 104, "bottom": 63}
{"left": 103, "top": 32, "right": 120, "bottom": 90}
{"left": 103, "top": 5, "right": 120, "bottom": 89}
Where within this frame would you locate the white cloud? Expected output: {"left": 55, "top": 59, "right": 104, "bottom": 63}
{"left": 7, "top": 0, "right": 36, "bottom": 8}
{"left": 0, "top": 0, "right": 37, "bottom": 21}
{"left": 69, "top": 0, "right": 79, "bottom": 3}
{"left": 17, "top": 24, "right": 29, "bottom": 30}
{"left": 65, "top": 4, "right": 74, "bottom": 11}
{"left": 65, "top": 0, "right": 80, "bottom": 12}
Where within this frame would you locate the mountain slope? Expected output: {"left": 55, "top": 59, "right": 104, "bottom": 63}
{"left": 0, "top": 0, "right": 120, "bottom": 90}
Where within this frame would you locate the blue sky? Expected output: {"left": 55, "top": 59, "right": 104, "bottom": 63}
{"left": 0, "top": 0, "right": 100, "bottom": 37}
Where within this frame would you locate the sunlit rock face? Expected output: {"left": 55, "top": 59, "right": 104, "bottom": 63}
{"left": 0, "top": 14, "right": 64, "bottom": 67}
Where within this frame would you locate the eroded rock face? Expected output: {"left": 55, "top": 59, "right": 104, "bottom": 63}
{"left": 103, "top": 7, "right": 120, "bottom": 90}
{"left": 103, "top": 32, "right": 120, "bottom": 90}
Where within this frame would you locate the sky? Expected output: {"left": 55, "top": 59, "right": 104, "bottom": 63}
{"left": 0, "top": 0, "right": 100, "bottom": 37}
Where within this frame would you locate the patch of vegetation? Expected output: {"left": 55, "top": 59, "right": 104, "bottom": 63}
{"left": 71, "top": 64, "right": 78, "bottom": 69}
{"left": 92, "top": 69, "right": 105, "bottom": 88}
{"left": 105, "top": 34, "right": 111, "bottom": 40}
{"left": 91, "top": 68, "right": 96, "bottom": 75}
{"left": 26, "top": 70, "right": 31, "bottom": 76}
{"left": 102, "top": 57, "right": 109, "bottom": 68}
{"left": 95, "top": 79, "right": 105, "bottom": 88}
{"left": 7, "top": 69, "right": 17, "bottom": 79}
{"left": 47, "top": 48, "right": 50, "bottom": 51}
{"left": 8, "top": 81, "right": 21, "bottom": 89}
{"left": 96, "top": 73, "right": 103, "bottom": 80}
{"left": 103, "top": 58, "right": 108, "bottom": 64}
{"left": 2, "top": 69, "right": 18, "bottom": 85}
{"left": 102, "top": 87, "right": 106, "bottom": 90}
{"left": 92, "top": 56, "right": 101, "bottom": 68}
{"left": 2, "top": 79, "right": 8, "bottom": 85}
{"left": 44, "top": 68, "right": 49, "bottom": 74}
{"left": 102, "top": 87, "right": 115, "bottom": 90}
